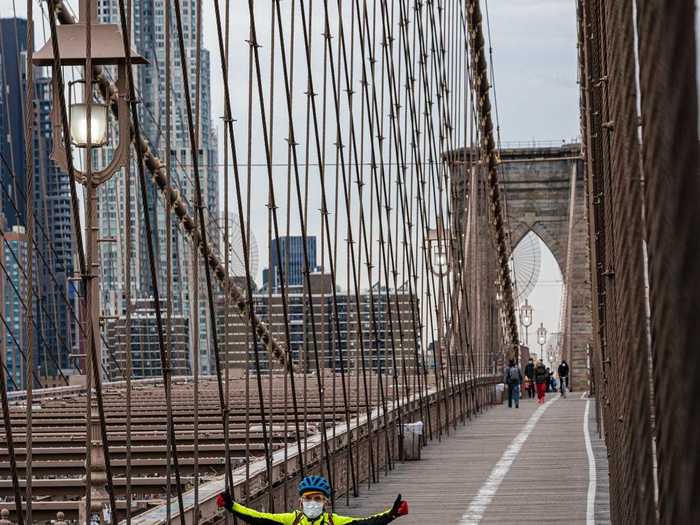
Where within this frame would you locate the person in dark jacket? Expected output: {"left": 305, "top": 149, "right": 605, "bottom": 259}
{"left": 534, "top": 359, "right": 548, "bottom": 404}
{"left": 503, "top": 359, "right": 522, "bottom": 408}
{"left": 524, "top": 358, "right": 535, "bottom": 399}
{"left": 558, "top": 360, "right": 570, "bottom": 396}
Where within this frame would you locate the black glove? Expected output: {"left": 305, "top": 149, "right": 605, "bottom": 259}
{"left": 217, "top": 491, "right": 234, "bottom": 511}
{"left": 391, "top": 494, "right": 408, "bottom": 517}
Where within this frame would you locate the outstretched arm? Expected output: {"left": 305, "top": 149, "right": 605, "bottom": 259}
{"left": 333, "top": 494, "right": 409, "bottom": 525}
{"left": 217, "top": 492, "right": 297, "bottom": 525}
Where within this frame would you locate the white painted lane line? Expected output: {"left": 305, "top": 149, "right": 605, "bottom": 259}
{"left": 458, "top": 396, "right": 558, "bottom": 525}
{"left": 584, "top": 399, "right": 597, "bottom": 525}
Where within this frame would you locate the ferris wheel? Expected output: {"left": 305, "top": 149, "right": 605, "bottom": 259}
{"left": 510, "top": 230, "right": 542, "bottom": 301}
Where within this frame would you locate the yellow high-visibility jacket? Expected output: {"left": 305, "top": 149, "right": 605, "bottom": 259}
{"left": 225, "top": 501, "right": 398, "bottom": 525}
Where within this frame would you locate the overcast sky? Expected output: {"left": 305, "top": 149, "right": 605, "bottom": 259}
{"left": 9, "top": 0, "right": 691, "bottom": 351}
{"left": 0, "top": 0, "right": 583, "bottom": 346}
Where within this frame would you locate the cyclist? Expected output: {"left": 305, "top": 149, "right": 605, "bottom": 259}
{"left": 217, "top": 475, "right": 409, "bottom": 524}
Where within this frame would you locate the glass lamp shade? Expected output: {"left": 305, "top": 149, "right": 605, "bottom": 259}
{"left": 436, "top": 253, "right": 448, "bottom": 270}
{"left": 521, "top": 315, "right": 532, "bottom": 327}
{"left": 538, "top": 335, "right": 546, "bottom": 345}
{"left": 69, "top": 102, "right": 109, "bottom": 148}
{"left": 432, "top": 245, "right": 448, "bottom": 274}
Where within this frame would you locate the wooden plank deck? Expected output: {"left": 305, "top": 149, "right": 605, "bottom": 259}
{"left": 334, "top": 393, "right": 610, "bottom": 524}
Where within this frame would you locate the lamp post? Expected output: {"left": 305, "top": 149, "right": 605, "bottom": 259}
{"left": 33, "top": 2, "right": 145, "bottom": 522}
{"left": 426, "top": 217, "right": 450, "bottom": 382}
{"left": 537, "top": 322, "right": 547, "bottom": 361}
{"left": 519, "top": 299, "right": 533, "bottom": 347}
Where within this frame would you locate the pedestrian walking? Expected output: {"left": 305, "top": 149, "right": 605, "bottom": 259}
{"left": 524, "top": 357, "right": 535, "bottom": 399}
{"left": 558, "top": 359, "right": 570, "bottom": 396}
{"left": 534, "top": 359, "right": 548, "bottom": 404}
{"left": 503, "top": 359, "right": 523, "bottom": 408}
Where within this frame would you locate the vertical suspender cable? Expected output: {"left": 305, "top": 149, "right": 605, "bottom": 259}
{"left": 219, "top": 0, "right": 276, "bottom": 503}
{"left": 0, "top": 303, "right": 21, "bottom": 524}
{"left": 281, "top": 0, "right": 298, "bottom": 506}
{"left": 85, "top": 0, "right": 119, "bottom": 520}
{"left": 44, "top": 3, "right": 117, "bottom": 523}
{"left": 243, "top": 14, "right": 254, "bottom": 505}
{"left": 222, "top": 0, "right": 232, "bottom": 517}
{"left": 23, "top": 0, "right": 35, "bottom": 517}
{"left": 123, "top": 0, "right": 134, "bottom": 525}
{"left": 164, "top": 0, "right": 174, "bottom": 521}
{"left": 113, "top": 0, "right": 187, "bottom": 520}
{"left": 124, "top": 3, "right": 134, "bottom": 522}
{"left": 193, "top": 0, "right": 203, "bottom": 519}
{"left": 171, "top": 0, "right": 238, "bottom": 513}
{"left": 323, "top": 0, "right": 377, "bottom": 487}
{"left": 211, "top": 0, "right": 299, "bottom": 500}
{"left": 268, "top": 0, "right": 338, "bottom": 500}
{"left": 274, "top": 0, "right": 359, "bottom": 501}
{"left": 265, "top": 3, "right": 277, "bottom": 489}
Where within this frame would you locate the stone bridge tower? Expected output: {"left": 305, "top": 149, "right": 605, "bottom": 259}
{"left": 450, "top": 144, "right": 592, "bottom": 391}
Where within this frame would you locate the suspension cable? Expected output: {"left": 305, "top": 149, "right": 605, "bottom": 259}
{"left": 23, "top": 0, "right": 35, "bottom": 516}
{"left": 164, "top": 0, "right": 174, "bottom": 521}
{"left": 44, "top": 4, "right": 120, "bottom": 523}
{"left": 123, "top": 2, "right": 134, "bottom": 519}
{"left": 464, "top": 0, "right": 519, "bottom": 350}
{"left": 113, "top": 0, "right": 187, "bottom": 519}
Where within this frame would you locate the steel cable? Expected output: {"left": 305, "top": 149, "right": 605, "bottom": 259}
{"left": 112, "top": 0, "right": 187, "bottom": 519}
{"left": 209, "top": 0, "right": 307, "bottom": 500}
{"left": 275, "top": 0, "right": 362, "bottom": 499}
{"left": 44, "top": 4, "right": 120, "bottom": 522}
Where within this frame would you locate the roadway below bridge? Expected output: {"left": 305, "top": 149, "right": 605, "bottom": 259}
{"left": 335, "top": 392, "right": 610, "bottom": 524}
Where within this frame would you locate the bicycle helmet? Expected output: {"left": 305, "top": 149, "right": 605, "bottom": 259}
{"left": 298, "top": 475, "right": 331, "bottom": 498}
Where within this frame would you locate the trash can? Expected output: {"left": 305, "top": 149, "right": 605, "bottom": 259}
{"left": 401, "top": 421, "right": 424, "bottom": 460}
{"left": 496, "top": 382, "right": 506, "bottom": 403}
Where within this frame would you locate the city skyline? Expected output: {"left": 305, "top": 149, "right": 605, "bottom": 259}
{"left": 0, "top": 1, "right": 581, "bottom": 387}
{"left": 93, "top": 0, "right": 220, "bottom": 376}
{"left": 0, "top": 16, "right": 78, "bottom": 388}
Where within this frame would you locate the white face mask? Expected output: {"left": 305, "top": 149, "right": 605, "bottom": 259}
{"left": 302, "top": 500, "right": 324, "bottom": 519}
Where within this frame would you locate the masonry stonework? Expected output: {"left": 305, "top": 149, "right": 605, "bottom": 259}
{"left": 451, "top": 145, "right": 593, "bottom": 391}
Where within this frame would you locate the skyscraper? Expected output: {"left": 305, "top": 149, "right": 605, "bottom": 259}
{"left": 0, "top": 18, "right": 28, "bottom": 229}
{"left": 0, "top": 17, "right": 77, "bottom": 384}
{"left": 32, "top": 75, "right": 79, "bottom": 379}
{"left": 96, "top": 1, "right": 220, "bottom": 374}
{"left": 1, "top": 225, "right": 29, "bottom": 390}
{"left": 263, "top": 236, "right": 318, "bottom": 292}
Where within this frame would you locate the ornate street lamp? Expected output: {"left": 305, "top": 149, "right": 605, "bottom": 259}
{"left": 537, "top": 322, "right": 547, "bottom": 360}
{"left": 519, "top": 299, "right": 533, "bottom": 347}
{"left": 33, "top": 1, "right": 146, "bottom": 184}
{"left": 427, "top": 217, "right": 450, "bottom": 278}
{"left": 33, "top": 2, "right": 145, "bottom": 523}
{"left": 426, "top": 217, "right": 450, "bottom": 379}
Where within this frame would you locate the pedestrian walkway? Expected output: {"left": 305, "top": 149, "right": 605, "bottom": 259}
{"left": 335, "top": 393, "right": 610, "bottom": 524}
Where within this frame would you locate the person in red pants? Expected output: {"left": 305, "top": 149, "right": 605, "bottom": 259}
{"left": 534, "top": 359, "right": 548, "bottom": 404}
